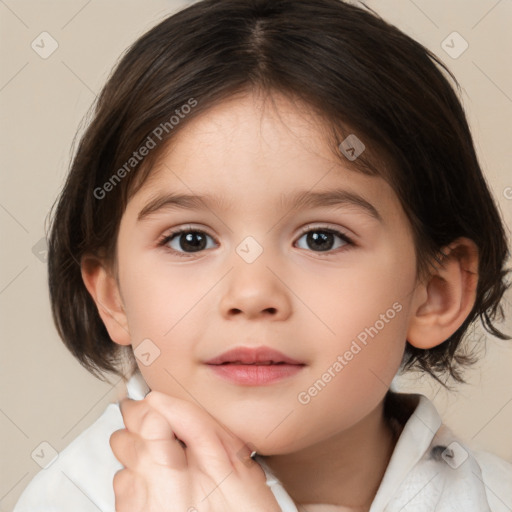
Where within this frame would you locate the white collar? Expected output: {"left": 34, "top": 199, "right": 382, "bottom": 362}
{"left": 126, "top": 369, "right": 151, "bottom": 400}
{"left": 369, "top": 394, "right": 441, "bottom": 510}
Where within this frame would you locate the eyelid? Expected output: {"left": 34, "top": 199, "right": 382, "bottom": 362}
{"left": 296, "top": 223, "right": 351, "bottom": 236}
{"left": 296, "top": 223, "right": 355, "bottom": 243}
{"left": 157, "top": 224, "right": 218, "bottom": 244}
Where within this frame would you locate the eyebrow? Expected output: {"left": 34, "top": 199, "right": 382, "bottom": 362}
{"left": 137, "top": 188, "right": 382, "bottom": 223}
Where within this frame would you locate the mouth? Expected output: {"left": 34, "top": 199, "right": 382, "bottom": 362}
{"left": 206, "top": 362, "right": 304, "bottom": 385}
{"left": 205, "top": 345, "right": 305, "bottom": 366}
{"left": 216, "top": 361, "right": 293, "bottom": 365}
{"left": 204, "top": 346, "right": 305, "bottom": 385}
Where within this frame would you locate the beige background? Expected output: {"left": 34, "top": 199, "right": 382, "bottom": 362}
{"left": 1, "top": 0, "right": 511, "bottom": 509}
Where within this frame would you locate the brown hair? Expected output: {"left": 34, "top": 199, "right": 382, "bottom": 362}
{"left": 47, "top": 0, "right": 510, "bottom": 388}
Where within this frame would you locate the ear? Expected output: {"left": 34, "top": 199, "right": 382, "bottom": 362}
{"left": 80, "top": 255, "right": 131, "bottom": 346}
{"left": 407, "top": 237, "right": 479, "bottom": 350}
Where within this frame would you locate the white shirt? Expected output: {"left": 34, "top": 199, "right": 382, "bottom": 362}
{"left": 13, "top": 371, "right": 512, "bottom": 512}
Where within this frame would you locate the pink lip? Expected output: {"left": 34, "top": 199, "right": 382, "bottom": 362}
{"left": 208, "top": 364, "right": 304, "bottom": 385}
{"left": 204, "top": 346, "right": 304, "bottom": 365}
{"left": 205, "top": 346, "right": 305, "bottom": 386}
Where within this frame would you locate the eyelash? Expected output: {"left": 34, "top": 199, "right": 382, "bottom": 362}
{"left": 157, "top": 225, "right": 355, "bottom": 258}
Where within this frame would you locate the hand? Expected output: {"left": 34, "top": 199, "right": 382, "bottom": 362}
{"left": 110, "top": 390, "right": 281, "bottom": 512}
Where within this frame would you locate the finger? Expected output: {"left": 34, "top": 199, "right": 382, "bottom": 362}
{"left": 120, "top": 398, "right": 175, "bottom": 440}
{"left": 110, "top": 428, "right": 188, "bottom": 470}
{"left": 112, "top": 468, "right": 147, "bottom": 512}
{"left": 119, "top": 399, "right": 189, "bottom": 469}
{"left": 143, "top": 391, "right": 242, "bottom": 475}
{"left": 110, "top": 429, "right": 141, "bottom": 469}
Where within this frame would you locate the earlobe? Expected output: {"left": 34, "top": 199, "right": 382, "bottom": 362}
{"left": 80, "top": 256, "right": 131, "bottom": 346}
{"left": 407, "top": 237, "right": 479, "bottom": 350}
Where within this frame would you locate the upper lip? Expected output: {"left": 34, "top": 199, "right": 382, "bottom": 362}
{"left": 205, "top": 346, "right": 305, "bottom": 365}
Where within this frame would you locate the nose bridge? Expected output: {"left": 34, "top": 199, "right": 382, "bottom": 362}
{"left": 219, "top": 232, "right": 291, "bottom": 319}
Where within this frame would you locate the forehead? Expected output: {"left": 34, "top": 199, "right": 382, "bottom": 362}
{"left": 150, "top": 91, "right": 338, "bottom": 176}
{"left": 126, "top": 91, "right": 401, "bottom": 223}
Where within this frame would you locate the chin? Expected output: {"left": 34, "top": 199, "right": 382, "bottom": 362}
{"left": 212, "top": 406, "right": 308, "bottom": 454}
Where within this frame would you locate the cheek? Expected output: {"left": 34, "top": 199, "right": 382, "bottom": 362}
{"left": 119, "top": 261, "right": 211, "bottom": 369}
{"left": 119, "top": 248, "right": 196, "bottom": 333}
{"left": 289, "top": 313, "right": 409, "bottom": 452}
{"left": 298, "top": 246, "right": 415, "bottom": 402}
{"left": 309, "top": 244, "right": 415, "bottom": 344}
{"left": 119, "top": 264, "right": 201, "bottom": 391}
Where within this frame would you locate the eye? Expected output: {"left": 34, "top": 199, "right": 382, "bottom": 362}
{"left": 295, "top": 226, "right": 354, "bottom": 254}
{"left": 158, "top": 226, "right": 217, "bottom": 257}
{"left": 157, "top": 224, "right": 355, "bottom": 258}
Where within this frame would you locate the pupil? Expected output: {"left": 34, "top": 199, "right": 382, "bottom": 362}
{"left": 308, "top": 231, "right": 333, "bottom": 251}
{"left": 181, "top": 232, "right": 206, "bottom": 252}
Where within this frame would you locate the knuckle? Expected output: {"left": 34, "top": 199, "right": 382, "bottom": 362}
{"left": 139, "top": 409, "right": 172, "bottom": 439}
{"left": 139, "top": 408, "right": 159, "bottom": 429}
{"left": 110, "top": 429, "right": 146, "bottom": 467}
{"left": 119, "top": 397, "right": 135, "bottom": 416}
{"left": 112, "top": 468, "right": 131, "bottom": 494}
{"left": 144, "top": 390, "right": 163, "bottom": 406}
{"left": 109, "top": 429, "right": 124, "bottom": 452}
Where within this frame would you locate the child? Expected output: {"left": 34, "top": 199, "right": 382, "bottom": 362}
{"left": 13, "top": 0, "right": 512, "bottom": 510}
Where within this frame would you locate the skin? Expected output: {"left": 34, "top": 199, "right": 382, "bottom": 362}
{"left": 82, "top": 89, "right": 479, "bottom": 511}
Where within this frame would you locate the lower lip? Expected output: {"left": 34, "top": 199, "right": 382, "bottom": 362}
{"left": 207, "top": 363, "right": 304, "bottom": 385}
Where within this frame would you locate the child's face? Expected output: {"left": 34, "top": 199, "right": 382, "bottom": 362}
{"left": 111, "top": 91, "right": 423, "bottom": 455}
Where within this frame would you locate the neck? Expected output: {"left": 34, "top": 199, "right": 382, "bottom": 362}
{"left": 261, "top": 396, "right": 400, "bottom": 510}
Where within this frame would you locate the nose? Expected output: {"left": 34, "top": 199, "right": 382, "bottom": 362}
{"left": 219, "top": 255, "right": 292, "bottom": 321}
